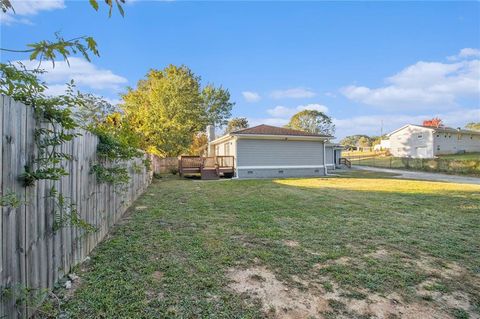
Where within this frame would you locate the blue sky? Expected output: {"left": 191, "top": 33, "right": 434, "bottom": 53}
{"left": 1, "top": 0, "right": 479, "bottom": 139}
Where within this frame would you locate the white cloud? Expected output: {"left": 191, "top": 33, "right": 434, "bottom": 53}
{"left": 242, "top": 91, "right": 261, "bottom": 103}
{"left": 324, "top": 91, "right": 337, "bottom": 98}
{"left": 448, "top": 48, "right": 480, "bottom": 61}
{"left": 267, "top": 103, "right": 328, "bottom": 118}
{"left": 103, "top": 97, "right": 122, "bottom": 106}
{"left": 17, "top": 57, "right": 128, "bottom": 92}
{"left": 342, "top": 50, "right": 480, "bottom": 110}
{"left": 1, "top": 0, "right": 65, "bottom": 25}
{"left": 298, "top": 103, "right": 328, "bottom": 113}
{"left": 44, "top": 84, "right": 69, "bottom": 97}
{"left": 459, "top": 48, "right": 480, "bottom": 58}
{"left": 270, "top": 87, "right": 316, "bottom": 99}
{"left": 333, "top": 108, "right": 480, "bottom": 140}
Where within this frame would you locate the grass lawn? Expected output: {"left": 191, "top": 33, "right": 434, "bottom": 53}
{"left": 42, "top": 171, "right": 480, "bottom": 319}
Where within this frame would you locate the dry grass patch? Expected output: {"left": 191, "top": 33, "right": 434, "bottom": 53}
{"left": 227, "top": 264, "right": 459, "bottom": 319}
{"left": 227, "top": 266, "right": 331, "bottom": 318}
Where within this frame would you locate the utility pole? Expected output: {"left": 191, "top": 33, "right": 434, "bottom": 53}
{"left": 380, "top": 120, "right": 384, "bottom": 137}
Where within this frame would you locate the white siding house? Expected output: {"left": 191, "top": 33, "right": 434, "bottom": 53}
{"left": 387, "top": 124, "right": 480, "bottom": 158}
{"left": 208, "top": 124, "right": 342, "bottom": 178}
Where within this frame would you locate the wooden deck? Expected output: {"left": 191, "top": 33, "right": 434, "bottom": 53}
{"left": 179, "top": 156, "right": 235, "bottom": 180}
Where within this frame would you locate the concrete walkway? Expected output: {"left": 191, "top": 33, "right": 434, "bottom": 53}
{"left": 354, "top": 166, "right": 480, "bottom": 185}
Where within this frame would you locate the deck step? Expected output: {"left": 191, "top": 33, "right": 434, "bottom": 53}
{"left": 201, "top": 168, "right": 219, "bottom": 180}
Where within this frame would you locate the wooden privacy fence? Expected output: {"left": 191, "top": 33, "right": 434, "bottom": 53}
{"left": 151, "top": 156, "right": 178, "bottom": 174}
{"left": 0, "top": 95, "right": 152, "bottom": 318}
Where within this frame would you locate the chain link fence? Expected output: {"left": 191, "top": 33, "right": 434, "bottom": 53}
{"left": 344, "top": 155, "right": 480, "bottom": 176}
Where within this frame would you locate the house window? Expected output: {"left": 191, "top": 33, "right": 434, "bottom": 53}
{"left": 436, "top": 134, "right": 439, "bottom": 137}
{"left": 437, "top": 145, "right": 440, "bottom": 151}
{"left": 417, "top": 134, "right": 423, "bottom": 139}
{"left": 224, "top": 143, "right": 230, "bottom": 155}
{"left": 278, "top": 170, "right": 284, "bottom": 174}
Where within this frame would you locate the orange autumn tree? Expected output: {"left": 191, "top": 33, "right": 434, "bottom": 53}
{"left": 423, "top": 118, "right": 443, "bottom": 128}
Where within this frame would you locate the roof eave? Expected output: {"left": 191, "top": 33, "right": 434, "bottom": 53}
{"left": 234, "top": 133, "right": 332, "bottom": 140}
{"left": 209, "top": 134, "right": 234, "bottom": 145}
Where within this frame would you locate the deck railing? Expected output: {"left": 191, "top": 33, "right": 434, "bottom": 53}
{"left": 340, "top": 157, "right": 351, "bottom": 168}
{"left": 179, "top": 156, "right": 204, "bottom": 169}
{"left": 179, "top": 156, "right": 235, "bottom": 176}
{"left": 215, "top": 156, "right": 234, "bottom": 168}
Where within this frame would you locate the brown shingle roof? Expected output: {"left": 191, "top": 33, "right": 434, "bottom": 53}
{"left": 231, "top": 124, "right": 331, "bottom": 137}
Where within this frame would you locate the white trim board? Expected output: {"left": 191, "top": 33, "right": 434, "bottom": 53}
{"left": 237, "top": 165, "right": 325, "bottom": 169}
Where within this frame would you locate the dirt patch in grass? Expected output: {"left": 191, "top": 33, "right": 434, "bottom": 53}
{"left": 227, "top": 265, "right": 460, "bottom": 319}
{"left": 344, "top": 292, "right": 452, "bottom": 319}
{"left": 364, "top": 248, "right": 390, "bottom": 259}
{"left": 282, "top": 240, "right": 300, "bottom": 248}
{"left": 151, "top": 271, "right": 164, "bottom": 282}
{"left": 227, "top": 266, "right": 331, "bottom": 318}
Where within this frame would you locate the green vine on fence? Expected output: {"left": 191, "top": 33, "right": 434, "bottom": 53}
{"left": 91, "top": 164, "right": 130, "bottom": 185}
{"left": 1, "top": 63, "right": 95, "bottom": 233}
{"left": 47, "top": 187, "right": 97, "bottom": 233}
{"left": 91, "top": 130, "right": 144, "bottom": 186}
{"left": 0, "top": 189, "right": 23, "bottom": 208}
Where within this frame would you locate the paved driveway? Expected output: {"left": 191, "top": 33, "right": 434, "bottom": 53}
{"left": 354, "top": 166, "right": 480, "bottom": 185}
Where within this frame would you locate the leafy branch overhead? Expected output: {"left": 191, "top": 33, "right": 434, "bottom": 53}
{"left": 0, "top": 33, "right": 99, "bottom": 67}
{"left": 1, "top": 0, "right": 125, "bottom": 16}
{"left": 1, "top": 0, "right": 125, "bottom": 65}
{"left": 0, "top": 0, "right": 12, "bottom": 13}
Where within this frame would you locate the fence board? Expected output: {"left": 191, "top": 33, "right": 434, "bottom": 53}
{"left": 0, "top": 96, "right": 151, "bottom": 318}
{"left": 151, "top": 156, "right": 178, "bottom": 174}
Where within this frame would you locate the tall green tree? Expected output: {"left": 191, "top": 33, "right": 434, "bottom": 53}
{"left": 286, "top": 110, "right": 335, "bottom": 136}
{"left": 225, "top": 117, "right": 249, "bottom": 134}
{"left": 121, "top": 65, "right": 234, "bottom": 156}
{"left": 466, "top": 122, "right": 480, "bottom": 131}
{"left": 202, "top": 85, "right": 234, "bottom": 127}
{"left": 339, "top": 135, "right": 370, "bottom": 149}
{"left": 357, "top": 136, "right": 371, "bottom": 148}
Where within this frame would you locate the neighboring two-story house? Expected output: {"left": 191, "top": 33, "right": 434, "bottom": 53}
{"left": 387, "top": 124, "right": 480, "bottom": 158}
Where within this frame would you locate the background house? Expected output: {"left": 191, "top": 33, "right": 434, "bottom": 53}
{"left": 387, "top": 124, "right": 480, "bottom": 158}
{"left": 373, "top": 139, "right": 391, "bottom": 151}
{"left": 208, "top": 124, "right": 342, "bottom": 178}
